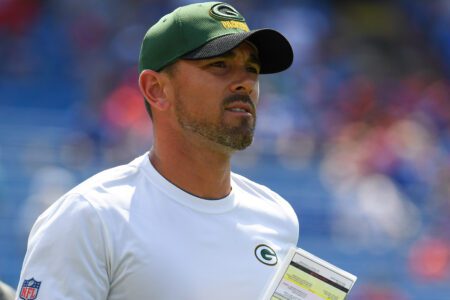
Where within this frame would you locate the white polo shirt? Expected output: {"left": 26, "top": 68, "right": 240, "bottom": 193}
{"left": 17, "top": 153, "right": 299, "bottom": 299}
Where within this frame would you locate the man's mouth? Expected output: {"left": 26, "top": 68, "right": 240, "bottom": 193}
{"left": 224, "top": 102, "right": 254, "bottom": 116}
{"left": 228, "top": 108, "right": 247, "bottom": 112}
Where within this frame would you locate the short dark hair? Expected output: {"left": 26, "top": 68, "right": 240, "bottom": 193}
{"left": 143, "top": 62, "right": 177, "bottom": 120}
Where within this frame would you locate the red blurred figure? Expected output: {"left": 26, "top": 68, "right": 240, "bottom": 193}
{"left": 0, "top": 0, "right": 41, "bottom": 34}
{"left": 408, "top": 237, "right": 450, "bottom": 281}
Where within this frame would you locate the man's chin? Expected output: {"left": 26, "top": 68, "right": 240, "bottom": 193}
{"left": 217, "top": 133, "right": 254, "bottom": 151}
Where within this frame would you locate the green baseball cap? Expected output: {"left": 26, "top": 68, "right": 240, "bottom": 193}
{"left": 139, "top": 2, "right": 293, "bottom": 74}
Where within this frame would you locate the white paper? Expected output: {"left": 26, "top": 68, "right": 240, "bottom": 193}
{"left": 262, "top": 247, "right": 357, "bottom": 300}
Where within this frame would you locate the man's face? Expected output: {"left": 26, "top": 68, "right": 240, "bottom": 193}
{"left": 167, "top": 42, "right": 260, "bottom": 151}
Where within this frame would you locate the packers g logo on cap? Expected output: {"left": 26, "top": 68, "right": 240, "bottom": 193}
{"left": 210, "top": 3, "right": 249, "bottom": 32}
{"left": 210, "top": 3, "right": 245, "bottom": 21}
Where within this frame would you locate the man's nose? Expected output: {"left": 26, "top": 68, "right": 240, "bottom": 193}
{"left": 229, "top": 70, "right": 257, "bottom": 95}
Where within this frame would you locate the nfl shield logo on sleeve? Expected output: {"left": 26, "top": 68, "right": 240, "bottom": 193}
{"left": 19, "top": 278, "right": 41, "bottom": 300}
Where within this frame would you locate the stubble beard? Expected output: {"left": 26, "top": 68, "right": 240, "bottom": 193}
{"left": 174, "top": 95, "right": 256, "bottom": 151}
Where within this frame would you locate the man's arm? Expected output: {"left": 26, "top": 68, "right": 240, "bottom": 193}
{"left": 17, "top": 194, "right": 110, "bottom": 299}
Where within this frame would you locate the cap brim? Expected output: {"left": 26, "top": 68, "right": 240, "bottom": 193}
{"left": 182, "top": 29, "right": 293, "bottom": 74}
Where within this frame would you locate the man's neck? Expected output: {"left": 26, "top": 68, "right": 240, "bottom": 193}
{"left": 149, "top": 136, "right": 233, "bottom": 200}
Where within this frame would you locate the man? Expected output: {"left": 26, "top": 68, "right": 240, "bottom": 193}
{"left": 17, "top": 2, "right": 299, "bottom": 299}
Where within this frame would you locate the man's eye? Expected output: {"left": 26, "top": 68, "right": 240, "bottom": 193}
{"left": 247, "top": 66, "right": 260, "bottom": 74}
{"left": 210, "top": 61, "right": 226, "bottom": 68}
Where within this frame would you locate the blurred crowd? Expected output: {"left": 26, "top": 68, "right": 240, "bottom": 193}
{"left": 1, "top": 0, "right": 450, "bottom": 299}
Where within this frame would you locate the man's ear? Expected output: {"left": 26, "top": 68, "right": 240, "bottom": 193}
{"left": 139, "top": 70, "right": 170, "bottom": 112}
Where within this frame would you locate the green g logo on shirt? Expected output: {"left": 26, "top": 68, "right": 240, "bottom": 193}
{"left": 255, "top": 244, "right": 278, "bottom": 266}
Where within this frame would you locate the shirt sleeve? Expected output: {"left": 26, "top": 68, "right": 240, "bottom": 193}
{"left": 16, "top": 194, "right": 110, "bottom": 300}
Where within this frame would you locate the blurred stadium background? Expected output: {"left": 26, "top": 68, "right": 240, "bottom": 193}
{"left": 1, "top": 0, "right": 449, "bottom": 298}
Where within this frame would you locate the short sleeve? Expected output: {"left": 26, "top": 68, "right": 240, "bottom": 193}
{"left": 16, "top": 194, "right": 110, "bottom": 300}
